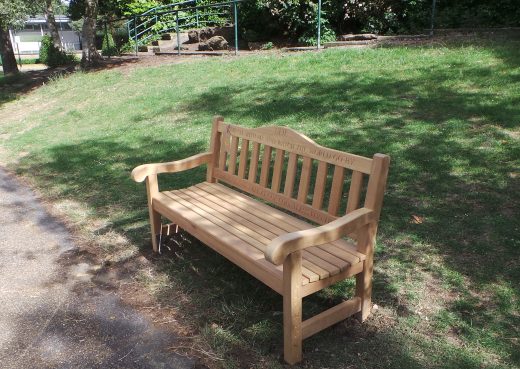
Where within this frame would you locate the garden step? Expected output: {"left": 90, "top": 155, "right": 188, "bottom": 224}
{"left": 155, "top": 51, "right": 226, "bottom": 56}
{"left": 161, "top": 33, "right": 175, "bottom": 40}
{"left": 323, "top": 40, "right": 378, "bottom": 48}
{"left": 149, "top": 33, "right": 190, "bottom": 48}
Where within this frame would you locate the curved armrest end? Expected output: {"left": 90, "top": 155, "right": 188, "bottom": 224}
{"left": 130, "top": 152, "right": 213, "bottom": 183}
{"left": 131, "top": 164, "right": 152, "bottom": 183}
{"left": 265, "top": 233, "right": 299, "bottom": 266}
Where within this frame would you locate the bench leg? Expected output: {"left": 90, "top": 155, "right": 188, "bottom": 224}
{"left": 355, "top": 223, "right": 377, "bottom": 321}
{"left": 146, "top": 175, "right": 161, "bottom": 253}
{"left": 283, "top": 251, "right": 302, "bottom": 364}
{"left": 149, "top": 207, "right": 161, "bottom": 253}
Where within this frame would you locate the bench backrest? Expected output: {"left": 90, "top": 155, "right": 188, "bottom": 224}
{"left": 206, "top": 116, "right": 390, "bottom": 226}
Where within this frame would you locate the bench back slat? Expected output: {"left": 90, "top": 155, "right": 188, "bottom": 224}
{"left": 248, "top": 142, "right": 261, "bottom": 183}
{"left": 284, "top": 152, "right": 298, "bottom": 197}
{"left": 259, "top": 145, "right": 273, "bottom": 187}
{"left": 327, "top": 165, "right": 345, "bottom": 216}
{"left": 237, "top": 139, "right": 249, "bottom": 179}
{"left": 219, "top": 130, "right": 230, "bottom": 170}
{"left": 346, "top": 170, "right": 364, "bottom": 214}
{"left": 271, "top": 149, "right": 285, "bottom": 193}
{"left": 297, "top": 156, "right": 312, "bottom": 204}
{"left": 228, "top": 136, "right": 239, "bottom": 174}
{"left": 206, "top": 116, "right": 223, "bottom": 182}
{"left": 208, "top": 118, "right": 389, "bottom": 226}
{"left": 311, "top": 161, "right": 328, "bottom": 210}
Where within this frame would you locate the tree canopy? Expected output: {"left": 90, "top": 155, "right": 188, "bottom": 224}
{"left": 0, "top": 0, "right": 38, "bottom": 27}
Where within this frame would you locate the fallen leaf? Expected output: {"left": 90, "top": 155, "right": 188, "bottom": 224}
{"left": 411, "top": 215, "right": 424, "bottom": 224}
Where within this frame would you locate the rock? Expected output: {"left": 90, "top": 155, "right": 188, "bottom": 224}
{"left": 207, "top": 36, "right": 228, "bottom": 50}
{"left": 187, "top": 30, "right": 199, "bottom": 43}
{"left": 212, "top": 26, "right": 234, "bottom": 41}
{"left": 199, "top": 27, "right": 214, "bottom": 41}
{"left": 339, "top": 33, "right": 378, "bottom": 41}
{"left": 198, "top": 42, "right": 211, "bottom": 51}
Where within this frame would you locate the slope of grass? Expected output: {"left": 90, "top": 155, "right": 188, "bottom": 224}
{"left": 0, "top": 40, "right": 519, "bottom": 369}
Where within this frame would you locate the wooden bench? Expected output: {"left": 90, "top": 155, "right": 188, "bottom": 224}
{"left": 131, "top": 116, "right": 390, "bottom": 364}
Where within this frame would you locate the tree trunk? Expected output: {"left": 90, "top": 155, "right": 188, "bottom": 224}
{"left": 44, "top": 0, "right": 62, "bottom": 49}
{"left": 81, "top": 0, "right": 101, "bottom": 66}
{"left": 0, "top": 24, "right": 19, "bottom": 75}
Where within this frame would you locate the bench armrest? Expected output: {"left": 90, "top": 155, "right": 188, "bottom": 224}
{"left": 264, "top": 207, "right": 376, "bottom": 265}
{"left": 131, "top": 152, "right": 213, "bottom": 182}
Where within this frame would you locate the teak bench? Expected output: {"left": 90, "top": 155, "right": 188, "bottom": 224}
{"left": 131, "top": 116, "right": 390, "bottom": 364}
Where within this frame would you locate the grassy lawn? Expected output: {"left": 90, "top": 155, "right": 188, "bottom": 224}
{"left": 0, "top": 39, "right": 519, "bottom": 369}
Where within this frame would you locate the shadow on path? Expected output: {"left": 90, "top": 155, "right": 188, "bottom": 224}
{"left": 0, "top": 168, "right": 197, "bottom": 369}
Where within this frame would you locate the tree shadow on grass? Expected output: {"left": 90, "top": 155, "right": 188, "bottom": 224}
{"left": 14, "top": 132, "right": 518, "bottom": 367}
{"left": 0, "top": 58, "right": 140, "bottom": 108}
{"left": 0, "top": 70, "right": 59, "bottom": 107}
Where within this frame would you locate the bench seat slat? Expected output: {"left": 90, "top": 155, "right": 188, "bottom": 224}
{"left": 164, "top": 191, "right": 266, "bottom": 252}
{"left": 156, "top": 182, "right": 365, "bottom": 289}
{"left": 175, "top": 189, "right": 321, "bottom": 281}
{"left": 152, "top": 192, "right": 285, "bottom": 293}
{"left": 197, "top": 182, "right": 366, "bottom": 261}
{"left": 180, "top": 188, "right": 330, "bottom": 281}
{"left": 162, "top": 191, "right": 316, "bottom": 284}
{"left": 186, "top": 186, "right": 341, "bottom": 277}
{"left": 169, "top": 189, "right": 320, "bottom": 282}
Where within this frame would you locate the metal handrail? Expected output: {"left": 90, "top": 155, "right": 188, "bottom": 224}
{"left": 126, "top": 0, "right": 242, "bottom": 56}
{"left": 127, "top": 0, "right": 239, "bottom": 36}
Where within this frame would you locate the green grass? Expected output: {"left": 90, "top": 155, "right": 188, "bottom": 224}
{"left": 0, "top": 58, "right": 40, "bottom": 66}
{"left": 0, "top": 38, "right": 519, "bottom": 369}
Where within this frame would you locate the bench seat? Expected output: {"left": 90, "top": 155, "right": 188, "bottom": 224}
{"left": 153, "top": 182, "right": 365, "bottom": 296}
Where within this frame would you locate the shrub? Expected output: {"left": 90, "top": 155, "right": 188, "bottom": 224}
{"left": 120, "top": 40, "right": 136, "bottom": 54}
{"left": 238, "top": 0, "right": 520, "bottom": 39}
{"left": 239, "top": 0, "right": 281, "bottom": 41}
{"left": 102, "top": 31, "right": 119, "bottom": 57}
{"left": 39, "top": 35, "right": 77, "bottom": 67}
{"left": 299, "top": 25, "right": 337, "bottom": 46}
{"left": 261, "top": 41, "right": 274, "bottom": 50}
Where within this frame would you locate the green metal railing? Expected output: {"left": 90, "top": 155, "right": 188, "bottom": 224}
{"left": 126, "top": 0, "right": 242, "bottom": 55}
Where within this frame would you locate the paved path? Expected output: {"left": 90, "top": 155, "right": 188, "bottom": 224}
{"left": 0, "top": 168, "right": 194, "bottom": 369}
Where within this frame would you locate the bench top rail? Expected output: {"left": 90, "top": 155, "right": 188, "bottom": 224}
{"left": 218, "top": 123, "right": 373, "bottom": 174}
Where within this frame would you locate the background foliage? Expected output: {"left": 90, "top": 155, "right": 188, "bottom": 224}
{"left": 65, "top": 0, "right": 520, "bottom": 47}
{"left": 238, "top": 0, "right": 520, "bottom": 42}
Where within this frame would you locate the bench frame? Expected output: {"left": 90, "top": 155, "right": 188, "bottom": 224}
{"left": 132, "top": 116, "right": 390, "bottom": 364}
